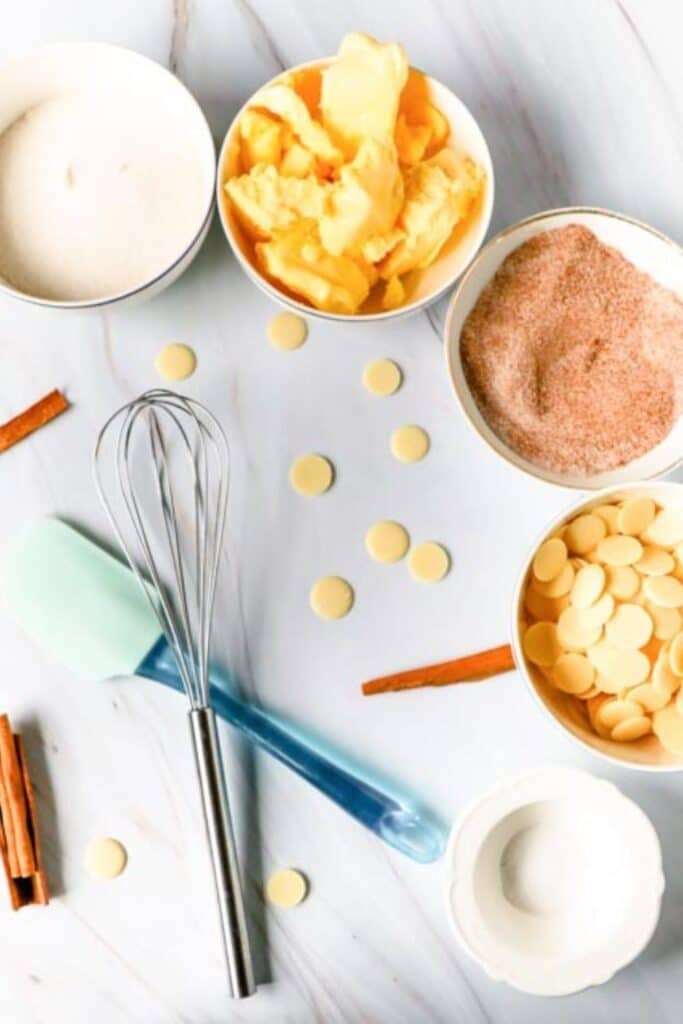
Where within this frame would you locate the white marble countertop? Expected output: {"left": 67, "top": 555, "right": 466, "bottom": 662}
{"left": 1, "top": 1, "right": 682, "bottom": 1021}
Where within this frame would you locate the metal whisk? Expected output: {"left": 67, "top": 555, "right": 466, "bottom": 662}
{"left": 93, "top": 388, "right": 255, "bottom": 999}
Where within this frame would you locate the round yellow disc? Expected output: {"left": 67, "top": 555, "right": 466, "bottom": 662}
{"left": 606, "top": 566, "right": 640, "bottom": 601}
{"left": 533, "top": 538, "right": 568, "bottom": 582}
{"left": 612, "top": 716, "right": 651, "bottom": 742}
{"left": 643, "top": 575, "right": 683, "bottom": 608}
{"left": 635, "top": 547, "right": 675, "bottom": 577}
{"left": 653, "top": 703, "right": 683, "bottom": 754}
{"left": 643, "top": 507, "right": 683, "bottom": 548}
{"left": 266, "top": 868, "right": 308, "bottom": 907}
{"left": 408, "top": 542, "right": 450, "bottom": 582}
{"left": 267, "top": 312, "right": 308, "bottom": 351}
{"left": 653, "top": 655, "right": 679, "bottom": 696}
{"left": 532, "top": 561, "right": 575, "bottom": 598}
{"left": 85, "top": 837, "right": 128, "bottom": 880}
{"left": 570, "top": 564, "right": 605, "bottom": 608}
{"left": 617, "top": 497, "right": 656, "bottom": 537}
{"left": 648, "top": 604, "right": 682, "bottom": 641}
{"left": 593, "top": 504, "right": 619, "bottom": 534}
{"left": 551, "top": 652, "right": 595, "bottom": 694}
{"left": 597, "top": 698, "right": 644, "bottom": 732}
{"left": 597, "top": 535, "right": 643, "bottom": 567}
{"left": 524, "top": 586, "right": 569, "bottom": 621}
{"left": 564, "top": 514, "right": 606, "bottom": 555}
{"left": 586, "top": 643, "right": 650, "bottom": 689}
{"left": 289, "top": 454, "right": 334, "bottom": 497}
{"left": 628, "top": 683, "right": 669, "bottom": 712}
{"left": 363, "top": 359, "right": 402, "bottom": 396}
{"left": 523, "top": 621, "right": 562, "bottom": 667}
{"left": 581, "top": 593, "right": 615, "bottom": 628}
{"left": 669, "top": 632, "right": 683, "bottom": 676}
{"left": 365, "top": 521, "right": 410, "bottom": 563}
{"left": 155, "top": 343, "right": 197, "bottom": 381}
{"left": 391, "top": 425, "right": 430, "bottom": 463}
{"left": 557, "top": 606, "right": 603, "bottom": 651}
{"left": 604, "top": 604, "right": 653, "bottom": 649}
{"left": 310, "top": 576, "right": 354, "bottom": 619}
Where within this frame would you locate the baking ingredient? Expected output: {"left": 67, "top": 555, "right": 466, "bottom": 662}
{"left": 155, "top": 343, "right": 197, "bottom": 381}
{"left": 289, "top": 454, "right": 334, "bottom": 496}
{"left": 460, "top": 225, "right": 683, "bottom": 475}
{"left": 266, "top": 868, "right": 308, "bottom": 907}
{"left": 408, "top": 542, "right": 450, "bottom": 582}
{"left": 363, "top": 359, "right": 402, "bottom": 396}
{"left": 366, "top": 521, "right": 410, "bottom": 562}
{"left": 224, "top": 33, "right": 485, "bottom": 314}
{"left": 522, "top": 496, "right": 683, "bottom": 754}
{"left": 0, "top": 389, "right": 69, "bottom": 454}
{"left": 85, "top": 837, "right": 128, "bottom": 880}
{"left": 361, "top": 643, "right": 515, "bottom": 695}
{"left": 310, "top": 576, "right": 354, "bottom": 619}
{"left": 0, "top": 714, "right": 49, "bottom": 910}
{"left": 320, "top": 33, "right": 408, "bottom": 157}
{"left": 0, "top": 92, "right": 209, "bottom": 301}
{"left": 391, "top": 424, "right": 430, "bottom": 462}
{"left": 256, "top": 219, "right": 373, "bottom": 315}
{"left": 267, "top": 311, "right": 308, "bottom": 350}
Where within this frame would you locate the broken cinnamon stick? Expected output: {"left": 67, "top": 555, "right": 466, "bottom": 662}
{"left": 361, "top": 643, "right": 516, "bottom": 695}
{"left": 0, "top": 388, "right": 69, "bottom": 454}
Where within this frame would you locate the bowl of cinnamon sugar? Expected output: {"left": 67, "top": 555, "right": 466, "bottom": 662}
{"left": 445, "top": 208, "right": 683, "bottom": 489}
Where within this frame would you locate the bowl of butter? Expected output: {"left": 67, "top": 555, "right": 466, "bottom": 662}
{"left": 217, "top": 33, "right": 493, "bottom": 320}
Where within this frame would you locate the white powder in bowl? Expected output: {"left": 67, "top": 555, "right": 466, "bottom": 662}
{"left": 0, "top": 90, "right": 210, "bottom": 302}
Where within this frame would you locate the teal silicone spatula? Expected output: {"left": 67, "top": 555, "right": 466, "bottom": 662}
{"left": 1, "top": 518, "right": 445, "bottom": 864}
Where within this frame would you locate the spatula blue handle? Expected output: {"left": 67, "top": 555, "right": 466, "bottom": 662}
{"left": 137, "top": 638, "right": 445, "bottom": 864}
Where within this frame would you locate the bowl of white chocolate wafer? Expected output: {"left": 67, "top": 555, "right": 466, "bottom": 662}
{"left": 512, "top": 482, "right": 683, "bottom": 770}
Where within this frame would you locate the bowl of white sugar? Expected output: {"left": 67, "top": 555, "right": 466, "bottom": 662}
{"left": 0, "top": 43, "right": 216, "bottom": 308}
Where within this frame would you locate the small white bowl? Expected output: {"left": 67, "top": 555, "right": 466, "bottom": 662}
{"left": 444, "top": 207, "right": 683, "bottom": 488}
{"left": 445, "top": 765, "right": 664, "bottom": 996}
{"left": 216, "top": 58, "right": 493, "bottom": 322}
{"left": 512, "top": 481, "right": 683, "bottom": 771}
{"left": 0, "top": 43, "right": 216, "bottom": 309}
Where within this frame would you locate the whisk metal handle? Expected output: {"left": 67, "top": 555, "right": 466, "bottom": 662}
{"left": 189, "top": 707, "right": 255, "bottom": 999}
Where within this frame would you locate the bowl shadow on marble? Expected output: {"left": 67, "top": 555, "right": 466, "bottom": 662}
{"left": 20, "top": 717, "right": 66, "bottom": 898}
{"left": 609, "top": 775, "right": 683, "bottom": 970}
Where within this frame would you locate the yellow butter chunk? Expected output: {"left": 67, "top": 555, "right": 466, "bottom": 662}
{"left": 379, "top": 154, "right": 483, "bottom": 278}
{"left": 319, "top": 139, "right": 404, "bottom": 257}
{"left": 395, "top": 114, "right": 431, "bottom": 165}
{"left": 252, "top": 84, "right": 342, "bottom": 166}
{"left": 280, "top": 142, "right": 315, "bottom": 178}
{"left": 225, "top": 165, "right": 327, "bottom": 240}
{"left": 239, "top": 109, "right": 283, "bottom": 171}
{"left": 321, "top": 33, "right": 409, "bottom": 157}
{"left": 256, "top": 220, "right": 373, "bottom": 314}
{"left": 382, "top": 276, "right": 405, "bottom": 310}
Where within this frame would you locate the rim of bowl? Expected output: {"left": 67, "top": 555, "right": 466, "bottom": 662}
{"left": 0, "top": 42, "right": 216, "bottom": 310}
{"left": 216, "top": 56, "right": 495, "bottom": 323}
{"left": 442, "top": 764, "right": 665, "bottom": 994}
{"left": 443, "top": 205, "right": 683, "bottom": 489}
{"left": 510, "top": 479, "right": 683, "bottom": 772}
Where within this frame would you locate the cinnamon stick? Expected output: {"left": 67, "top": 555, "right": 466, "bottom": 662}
{"left": 16, "top": 736, "right": 49, "bottom": 905}
{"left": 0, "top": 715, "right": 49, "bottom": 909}
{"left": 0, "top": 715, "right": 35, "bottom": 877}
{"left": 0, "top": 388, "right": 69, "bottom": 454}
{"left": 361, "top": 643, "right": 515, "bottom": 696}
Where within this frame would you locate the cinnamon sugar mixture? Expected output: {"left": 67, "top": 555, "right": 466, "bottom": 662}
{"left": 461, "top": 225, "right": 683, "bottom": 475}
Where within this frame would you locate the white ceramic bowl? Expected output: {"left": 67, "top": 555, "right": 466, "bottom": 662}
{"left": 216, "top": 58, "right": 494, "bottom": 322}
{"left": 445, "top": 765, "right": 663, "bottom": 996}
{"left": 445, "top": 207, "right": 683, "bottom": 488}
{"left": 512, "top": 481, "right": 683, "bottom": 771}
{"left": 0, "top": 43, "right": 216, "bottom": 309}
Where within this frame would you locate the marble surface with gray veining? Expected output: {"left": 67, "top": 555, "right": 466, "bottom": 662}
{"left": 0, "top": 1, "right": 682, "bottom": 1021}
